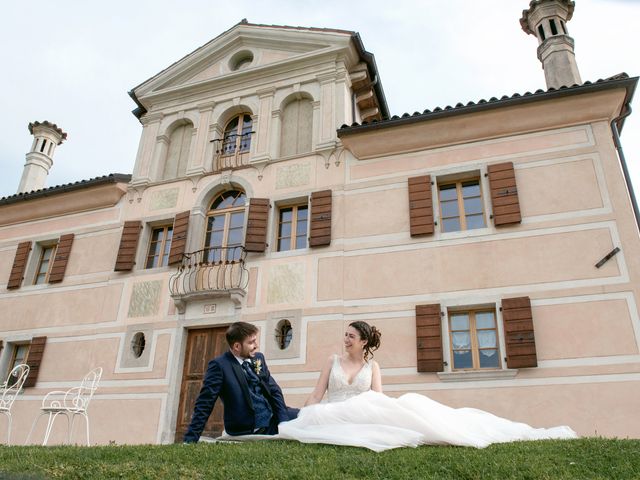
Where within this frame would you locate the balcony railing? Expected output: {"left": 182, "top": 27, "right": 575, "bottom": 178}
{"left": 211, "top": 132, "right": 253, "bottom": 173}
{"left": 169, "top": 246, "right": 249, "bottom": 298}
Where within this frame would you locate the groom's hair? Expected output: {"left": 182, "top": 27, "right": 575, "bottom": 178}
{"left": 226, "top": 322, "right": 259, "bottom": 347}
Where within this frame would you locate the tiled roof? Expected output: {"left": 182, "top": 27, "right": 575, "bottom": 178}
{"left": 338, "top": 74, "right": 637, "bottom": 136}
{"left": 0, "top": 174, "right": 131, "bottom": 206}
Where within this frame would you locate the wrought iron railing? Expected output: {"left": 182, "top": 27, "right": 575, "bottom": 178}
{"left": 169, "top": 246, "right": 249, "bottom": 297}
{"left": 211, "top": 132, "right": 254, "bottom": 172}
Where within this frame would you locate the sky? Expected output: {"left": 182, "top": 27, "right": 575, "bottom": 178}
{"left": 1, "top": 0, "right": 638, "bottom": 201}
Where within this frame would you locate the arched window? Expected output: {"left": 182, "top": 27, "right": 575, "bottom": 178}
{"left": 162, "top": 122, "right": 193, "bottom": 180}
{"left": 222, "top": 114, "right": 252, "bottom": 156}
{"left": 280, "top": 98, "right": 313, "bottom": 157}
{"left": 204, "top": 190, "right": 246, "bottom": 263}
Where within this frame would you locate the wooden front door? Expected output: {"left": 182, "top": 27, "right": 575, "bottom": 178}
{"left": 175, "top": 327, "right": 228, "bottom": 442}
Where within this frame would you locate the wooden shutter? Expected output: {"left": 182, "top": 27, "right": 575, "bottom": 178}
{"left": 309, "top": 190, "right": 332, "bottom": 247}
{"left": 114, "top": 221, "right": 142, "bottom": 271}
{"left": 244, "top": 198, "right": 270, "bottom": 253}
{"left": 23, "top": 336, "right": 47, "bottom": 388}
{"left": 416, "top": 304, "right": 444, "bottom": 372}
{"left": 7, "top": 241, "right": 32, "bottom": 289}
{"left": 168, "top": 211, "right": 190, "bottom": 265}
{"left": 408, "top": 175, "right": 434, "bottom": 236}
{"left": 488, "top": 162, "right": 521, "bottom": 226}
{"left": 502, "top": 296, "right": 537, "bottom": 368}
{"left": 48, "top": 233, "right": 74, "bottom": 283}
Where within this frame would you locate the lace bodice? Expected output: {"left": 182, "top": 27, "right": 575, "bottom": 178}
{"left": 327, "top": 354, "right": 372, "bottom": 403}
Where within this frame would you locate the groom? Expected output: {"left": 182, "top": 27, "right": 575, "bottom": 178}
{"left": 183, "top": 321, "right": 297, "bottom": 443}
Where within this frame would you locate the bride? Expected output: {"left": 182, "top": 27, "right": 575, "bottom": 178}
{"left": 278, "top": 321, "right": 577, "bottom": 451}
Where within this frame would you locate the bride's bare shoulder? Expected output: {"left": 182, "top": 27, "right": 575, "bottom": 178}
{"left": 324, "top": 354, "right": 337, "bottom": 366}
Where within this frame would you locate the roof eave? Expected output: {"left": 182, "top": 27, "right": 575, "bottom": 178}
{"left": 338, "top": 75, "right": 638, "bottom": 137}
{"left": 0, "top": 174, "right": 132, "bottom": 207}
{"left": 350, "top": 32, "right": 390, "bottom": 120}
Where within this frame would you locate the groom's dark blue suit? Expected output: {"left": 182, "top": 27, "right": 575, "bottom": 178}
{"left": 184, "top": 351, "right": 296, "bottom": 442}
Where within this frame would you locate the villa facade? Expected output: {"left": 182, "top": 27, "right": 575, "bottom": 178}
{"left": 1, "top": 1, "right": 639, "bottom": 444}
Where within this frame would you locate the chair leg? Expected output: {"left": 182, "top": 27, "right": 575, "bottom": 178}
{"left": 68, "top": 414, "right": 75, "bottom": 444}
{"left": 43, "top": 412, "right": 64, "bottom": 446}
{"left": 6, "top": 413, "right": 11, "bottom": 446}
{"left": 0, "top": 412, "right": 9, "bottom": 445}
{"left": 25, "top": 413, "right": 44, "bottom": 445}
{"left": 84, "top": 414, "right": 90, "bottom": 447}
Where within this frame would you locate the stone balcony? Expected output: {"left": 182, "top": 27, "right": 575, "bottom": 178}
{"left": 211, "top": 132, "right": 253, "bottom": 173}
{"left": 169, "top": 246, "right": 248, "bottom": 311}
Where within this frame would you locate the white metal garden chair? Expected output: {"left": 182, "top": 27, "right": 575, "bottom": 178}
{"left": 26, "top": 367, "right": 102, "bottom": 446}
{"left": 0, "top": 364, "right": 30, "bottom": 445}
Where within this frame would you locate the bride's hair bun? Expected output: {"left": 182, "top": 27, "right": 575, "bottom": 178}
{"left": 349, "top": 321, "right": 381, "bottom": 360}
{"left": 369, "top": 326, "right": 381, "bottom": 351}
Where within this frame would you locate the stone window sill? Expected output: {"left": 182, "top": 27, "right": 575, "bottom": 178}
{"left": 437, "top": 369, "right": 518, "bottom": 382}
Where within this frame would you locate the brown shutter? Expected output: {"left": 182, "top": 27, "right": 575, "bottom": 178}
{"left": 502, "top": 296, "right": 537, "bottom": 368}
{"left": 244, "top": 198, "right": 270, "bottom": 253}
{"left": 309, "top": 190, "right": 332, "bottom": 247}
{"left": 23, "top": 336, "right": 47, "bottom": 388}
{"left": 416, "top": 304, "right": 444, "bottom": 372}
{"left": 408, "top": 175, "right": 434, "bottom": 236}
{"left": 48, "top": 233, "right": 74, "bottom": 283}
{"left": 7, "top": 241, "right": 32, "bottom": 290}
{"left": 488, "top": 162, "right": 521, "bottom": 226}
{"left": 114, "top": 221, "right": 142, "bottom": 271}
{"left": 169, "top": 211, "right": 190, "bottom": 265}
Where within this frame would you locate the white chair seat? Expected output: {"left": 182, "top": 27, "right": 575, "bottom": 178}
{"left": 26, "top": 368, "right": 102, "bottom": 446}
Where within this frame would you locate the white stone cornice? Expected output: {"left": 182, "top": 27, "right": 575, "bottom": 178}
{"left": 156, "top": 135, "right": 170, "bottom": 144}
{"left": 139, "top": 48, "right": 347, "bottom": 106}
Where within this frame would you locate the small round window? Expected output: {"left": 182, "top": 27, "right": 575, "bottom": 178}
{"left": 131, "top": 332, "right": 146, "bottom": 358}
{"left": 275, "top": 320, "right": 293, "bottom": 350}
{"left": 230, "top": 50, "right": 254, "bottom": 71}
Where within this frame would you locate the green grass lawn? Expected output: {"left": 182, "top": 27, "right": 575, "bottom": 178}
{"left": 0, "top": 438, "right": 638, "bottom": 480}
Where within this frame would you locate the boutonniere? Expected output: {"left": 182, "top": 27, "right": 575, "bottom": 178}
{"left": 253, "top": 359, "right": 262, "bottom": 375}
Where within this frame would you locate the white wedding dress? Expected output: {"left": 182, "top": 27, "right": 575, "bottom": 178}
{"left": 277, "top": 355, "right": 577, "bottom": 452}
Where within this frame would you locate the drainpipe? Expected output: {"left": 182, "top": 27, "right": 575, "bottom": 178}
{"left": 352, "top": 75, "right": 379, "bottom": 124}
{"left": 611, "top": 105, "right": 640, "bottom": 235}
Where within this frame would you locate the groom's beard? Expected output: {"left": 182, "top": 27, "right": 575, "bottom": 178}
{"left": 239, "top": 345, "right": 257, "bottom": 359}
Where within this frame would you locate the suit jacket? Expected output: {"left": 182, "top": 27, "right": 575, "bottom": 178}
{"left": 184, "top": 351, "right": 291, "bottom": 442}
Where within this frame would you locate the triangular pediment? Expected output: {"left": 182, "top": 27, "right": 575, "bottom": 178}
{"left": 133, "top": 23, "right": 354, "bottom": 100}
